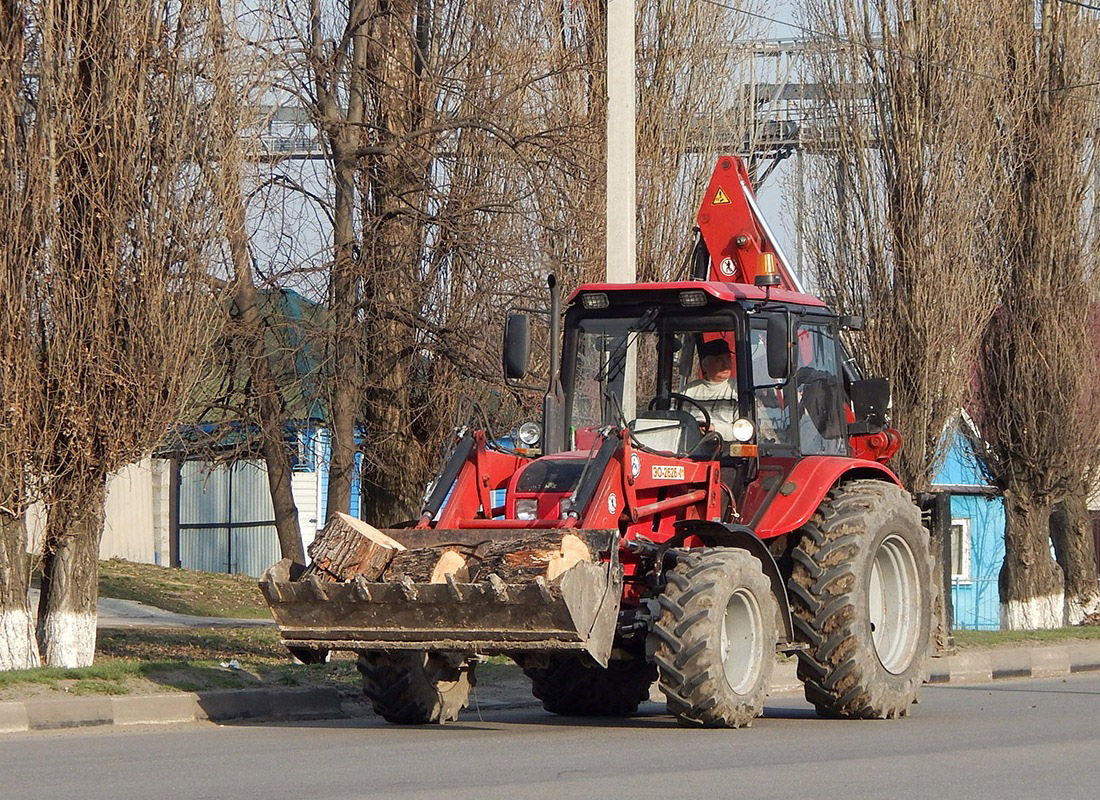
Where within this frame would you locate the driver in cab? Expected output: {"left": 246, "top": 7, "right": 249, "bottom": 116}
{"left": 684, "top": 338, "right": 737, "bottom": 442}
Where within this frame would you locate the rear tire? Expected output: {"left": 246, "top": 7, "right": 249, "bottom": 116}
{"left": 524, "top": 655, "right": 656, "bottom": 716}
{"left": 788, "top": 480, "right": 933, "bottom": 719}
{"left": 649, "top": 548, "right": 778, "bottom": 728}
{"left": 357, "top": 651, "right": 474, "bottom": 724}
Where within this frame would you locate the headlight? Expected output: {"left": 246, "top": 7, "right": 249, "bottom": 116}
{"left": 518, "top": 421, "right": 542, "bottom": 446}
{"left": 731, "top": 418, "right": 755, "bottom": 442}
{"left": 516, "top": 498, "right": 538, "bottom": 520}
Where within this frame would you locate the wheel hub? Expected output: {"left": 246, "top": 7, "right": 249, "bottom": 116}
{"left": 721, "top": 588, "right": 764, "bottom": 694}
{"left": 868, "top": 533, "right": 921, "bottom": 674}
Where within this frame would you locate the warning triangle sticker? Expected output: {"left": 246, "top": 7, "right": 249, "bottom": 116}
{"left": 712, "top": 187, "right": 731, "bottom": 205}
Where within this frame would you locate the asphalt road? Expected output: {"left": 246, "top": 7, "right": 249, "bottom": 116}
{"left": 2, "top": 674, "right": 1097, "bottom": 800}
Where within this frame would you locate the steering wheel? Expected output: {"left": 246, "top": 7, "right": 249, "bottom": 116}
{"left": 648, "top": 392, "right": 712, "bottom": 431}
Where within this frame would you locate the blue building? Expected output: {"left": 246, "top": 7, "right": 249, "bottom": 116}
{"left": 932, "top": 422, "right": 1005, "bottom": 630}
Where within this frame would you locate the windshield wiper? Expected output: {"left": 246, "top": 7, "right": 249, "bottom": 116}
{"left": 593, "top": 307, "right": 660, "bottom": 384}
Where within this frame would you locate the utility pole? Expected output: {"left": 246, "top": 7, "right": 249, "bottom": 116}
{"left": 605, "top": 0, "right": 636, "bottom": 285}
{"left": 605, "top": 0, "right": 637, "bottom": 416}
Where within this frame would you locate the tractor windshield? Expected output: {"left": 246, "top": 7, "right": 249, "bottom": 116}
{"left": 564, "top": 308, "right": 745, "bottom": 449}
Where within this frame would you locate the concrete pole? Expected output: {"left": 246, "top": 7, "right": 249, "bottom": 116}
{"left": 605, "top": 0, "right": 637, "bottom": 419}
{"left": 605, "top": 0, "right": 636, "bottom": 285}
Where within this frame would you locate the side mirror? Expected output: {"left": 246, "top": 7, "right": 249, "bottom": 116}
{"left": 503, "top": 313, "right": 530, "bottom": 380}
{"left": 766, "top": 314, "right": 791, "bottom": 380}
{"left": 839, "top": 314, "right": 865, "bottom": 331}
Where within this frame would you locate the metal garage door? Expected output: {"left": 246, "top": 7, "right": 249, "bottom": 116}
{"left": 177, "top": 460, "right": 280, "bottom": 577}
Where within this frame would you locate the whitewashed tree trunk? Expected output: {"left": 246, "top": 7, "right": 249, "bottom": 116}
{"left": 1000, "top": 594, "right": 1065, "bottom": 631}
{"left": 0, "top": 514, "right": 39, "bottom": 670}
{"left": 36, "top": 489, "right": 105, "bottom": 668}
{"left": 1051, "top": 496, "right": 1100, "bottom": 626}
{"left": 999, "top": 495, "right": 1065, "bottom": 630}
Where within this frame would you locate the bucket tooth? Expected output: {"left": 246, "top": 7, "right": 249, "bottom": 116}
{"left": 308, "top": 575, "right": 329, "bottom": 601}
{"left": 486, "top": 573, "right": 509, "bottom": 602}
{"left": 535, "top": 575, "right": 553, "bottom": 603}
{"left": 399, "top": 575, "right": 418, "bottom": 600}
{"left": 354, "top": 576, "right": 372, "bottom": 601}
{"left": 444, "top": 572, "right": 463, "bottom": 601}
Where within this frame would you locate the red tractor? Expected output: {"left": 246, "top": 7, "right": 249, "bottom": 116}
{"left": 261, "top": 155, "right": 933, "bottom": 727}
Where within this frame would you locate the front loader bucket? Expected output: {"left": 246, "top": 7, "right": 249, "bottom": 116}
{"left": 259, "top": 530, "right": 623, "bottom": 667}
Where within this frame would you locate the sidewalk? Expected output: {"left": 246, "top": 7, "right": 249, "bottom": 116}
{"left": 2, "top": 639, "right": 1098, "bottom": 734}
{"left": 28, "top": 588, "right": 274, "bottom": 630}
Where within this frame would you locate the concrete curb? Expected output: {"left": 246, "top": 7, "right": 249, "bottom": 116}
{"left": 0, "top": 686, "right": 343, "bottom": 735}
{"left": 1, "top": 641, "right": 1097, "bottom": 734}
{"left": 924, "top": 641, "right": 1100, "bottom": 685}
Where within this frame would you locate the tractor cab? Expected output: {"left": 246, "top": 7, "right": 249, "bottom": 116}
{"left": 560, "top": 282, "right": 850, "bottom": 463}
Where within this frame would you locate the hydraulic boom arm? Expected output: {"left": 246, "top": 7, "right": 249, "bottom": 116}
{"left": 695, "top": 155, "right": 803, "bottom": 292}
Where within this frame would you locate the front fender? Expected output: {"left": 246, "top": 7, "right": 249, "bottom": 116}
{"left": 753, "top": 456, "right": 901, "bottom": 538}
{"left": 671, "top": 520, "right": 795, "bottom": 645}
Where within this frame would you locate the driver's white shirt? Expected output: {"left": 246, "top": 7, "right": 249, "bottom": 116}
{"left": 684, "top": 379, "right": 737, "bottom": 441}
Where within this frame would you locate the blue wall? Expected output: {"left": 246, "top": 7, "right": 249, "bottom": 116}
{"left": 934, "top": 431, "right": 1004, "bottom": 630}
{"left": 317, "top": 426, "right": 363, "bottom": 523}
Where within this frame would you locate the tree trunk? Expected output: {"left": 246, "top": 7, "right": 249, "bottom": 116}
{"left": 205, "top": 6, "right": 304, "bottom": 563}
{"left": 999, "top": 491, "right": 1064, "bottom": 630}
{"left": 0, "top": 513, "right": 39, "bottom": 670}
{"left": 36, "top": 484, "right": 106, "bottom": 667}
{"left": 322, "top": 145, "right": 363, "bottom": 524}
{"left": 925, "top": 492, "right": 953, "bottom": 651}
{"left": 1051, "top": 493, "right": 1100, "bottom": 625}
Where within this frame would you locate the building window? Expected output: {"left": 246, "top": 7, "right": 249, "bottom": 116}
{"left": 950, "top": 518, "right": 972, "bottom": 583}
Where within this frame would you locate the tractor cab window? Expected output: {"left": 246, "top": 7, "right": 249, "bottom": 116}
{"left": 794, "top": 321, "right": 847, "bottom": 456}
{"left": 570, "top": 323, "right": 644, "bottom": 432}
{"left": 749, "top": 322, "right": 792, "bottom": 448}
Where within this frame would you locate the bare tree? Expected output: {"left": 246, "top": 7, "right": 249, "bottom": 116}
{"left": 635, "top": 2, "right": 756, "bottom": 282}
{"left": 26, "top": 0, "right": 220, "bottom": 665}
{"left": 0, "top": 0, "right": 42, "bottom": 669}
{"left": 801, "top": 0, "right": 1006, "bottom": 646}
{"left": 973, "top": 1, "right": 1100, "bottom": 629}
{"left": 802, "top": 0, "right": 1003, "bottom": 491}
{"left": 255, "top": 0, "right": 609, "bottom": 526}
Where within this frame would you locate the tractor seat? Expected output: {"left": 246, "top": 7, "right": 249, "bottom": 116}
{"left": 629, "top": 410, "right": 704, "bottom": 455}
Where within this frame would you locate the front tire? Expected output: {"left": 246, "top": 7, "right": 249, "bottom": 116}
{"left": 523, "top": 655, "right": 656, "bottom": 716}
{"left": 788, "top": 479, "right": 933, "bottom": 719}
{"left": 357, "top": 651, "right": 474, "bottom": 724}
{"left": 649, "top": 549, "right": 778, "bottom": 728}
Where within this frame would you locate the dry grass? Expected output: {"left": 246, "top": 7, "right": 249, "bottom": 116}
{"left": 953, "top": 624, "right": 1100, "bottom": 649}
{"left": 96, "top": 558, "right": 269, "bottom": 619}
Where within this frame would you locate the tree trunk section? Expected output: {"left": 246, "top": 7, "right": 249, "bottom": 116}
{"left": 1051, "top": 494, "right": 1100, "bottom": 625}
{"left": 304, "top": 512, "right": 405, "bottom": 582}
{"left": 0, "top": 513, "right": 39, "bottom": 670}
{"left": 999, "top": 492, "right": 1064, "bottom": 630}
{"left": 382, "top": 531, "right": 593, "bottom": 584}
{"left": 36, "top": 487, "right": 106, "bottom": 667}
